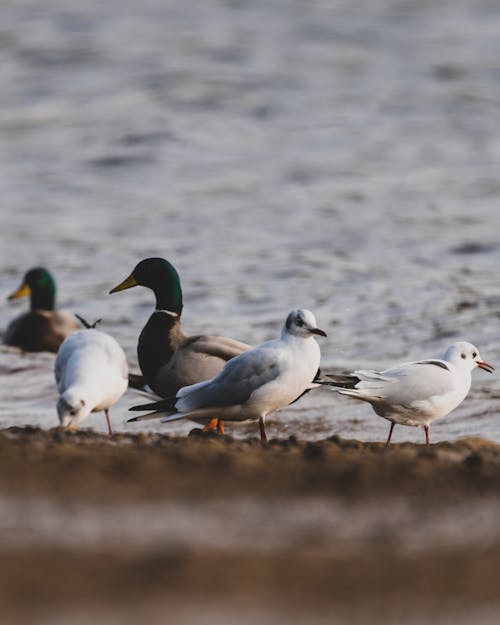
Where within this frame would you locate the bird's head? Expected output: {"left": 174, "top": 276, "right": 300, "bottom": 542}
{"left": 284, "top": 309, "right": 327, "bottom": 339}
{"left": 109, "top": 257, "right": 182, "bottom": 314}
{"left": 444, "top": 341, "right": 494, "bottom": 374}
{"left": 8, "top": 267, "right": 56, "bottom": 311}
{"left": 57, "top": 390, "right": 91, "bottom": 429}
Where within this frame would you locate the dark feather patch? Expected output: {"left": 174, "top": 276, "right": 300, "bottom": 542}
{"left": 417, "top": 360, "right": 451, "bottom": 371}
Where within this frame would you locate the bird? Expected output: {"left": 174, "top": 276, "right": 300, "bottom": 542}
{"left": 4, "top": 267, "right": 81, "bottom": 353}
{"left": 55, "top": 327, "right": 128, "bottom": 434}
{"left": 128, "top": 308, "right": 326, "bottom": 442}
{"left": 320, "top": 341, "right": 494, "bottom": 446}
{"left": 109, "top": 257, "right": 251, "bottom": 433}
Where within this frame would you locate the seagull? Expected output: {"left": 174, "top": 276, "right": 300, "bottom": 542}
{"left": 55, "top": 327, "right": 129, "bottom": 435}
{"left": 128, "top": 309, "right": 326, "bottom": 441}
{"left": 4, "top": 267, "right": 81, "bottom": 353}
{"left": 109, "top": 257, "right": 250, "bottom": 433}
{"left": 321, "top": 341, "right": 494, "bottom": 446}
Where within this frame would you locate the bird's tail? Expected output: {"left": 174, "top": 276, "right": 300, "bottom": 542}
{"left": 128, "top": 372, "right": 149, "bottom": 392}
{"left": 319, "top": 370, "right": 390, "bottom": 400}
{"left": 127, "top": 396, "right": 177, "bottom": 422}
{"left": 317, "top": 373, "right": 361, "bottom": 389}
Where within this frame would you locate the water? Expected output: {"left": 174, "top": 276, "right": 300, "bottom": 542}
{"left": 1, "top": 0, "right": 500, "bottom": 442}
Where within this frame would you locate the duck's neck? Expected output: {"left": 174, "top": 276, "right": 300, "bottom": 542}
{"left": 138, "top": 312, "right": 186, "bottom": 386}
{"left": 153, "top": 280, "right": 183, "bottom": 315}
{"left": 31, "top": 285, "right": 56, "bottom": 311}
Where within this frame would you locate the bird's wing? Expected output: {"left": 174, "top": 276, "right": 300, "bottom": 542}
{"left": 98, "top": 331, "right": 129, "bottom": 380}
{"left": 54, "top": 341, "right": 71, "bottom": 386}
{"left": 176, "top": 342, "right": 285, "bottom": 412}
{"left": 349, "top": 359, "right": 455, "bottom": 403}
{"left": 130, "top": 342, "right": 284, "bottom": 416}
{"left": 185, "top": 334, "right": 251, "bottom": 361}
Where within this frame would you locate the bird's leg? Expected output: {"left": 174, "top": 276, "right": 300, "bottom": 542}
{"left": 424, "top": 424, "right": 430, "bottom": 446}
{"left": 104, "top": 409, "right": 113, "bottom": 436}
{"left": 203, "top": 418, "right": 218, "bottom": 432}
{"left": 217, "top": 420, "right": 225, "bottom": 435}
{"left": 259, "top": 417, "right": 268, "bottom": 443}
{"left": 385, "top": 422, "right": 395, "bottom": 448}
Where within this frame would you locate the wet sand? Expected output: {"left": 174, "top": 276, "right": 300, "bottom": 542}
{"left": 2, "top": 426, "right": 500, "bottom": 624}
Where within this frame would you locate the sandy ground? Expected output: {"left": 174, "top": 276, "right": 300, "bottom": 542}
{"left": 2, "top": 426, "right": 500, "bottom": 624}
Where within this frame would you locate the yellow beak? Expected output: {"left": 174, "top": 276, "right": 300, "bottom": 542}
{"left": 8, "top": 282, "right": 31, "bottom": 301}
{"left": 109, "top": 274, "right": 138, "bottom": 294}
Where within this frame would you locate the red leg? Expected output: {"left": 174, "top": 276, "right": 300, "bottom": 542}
{"left": 424, "top": 424, "right": 430, "bottom": 446}
{"left": 385, "top": 422, "right": 395, "bottom": 448}
{"left": 105, "top": 409, "right": 113, "bottom": 436}
{"left": 259, "top": 417, "right": 267, "bottom": 442}
{"left": 217, "top": 420, "right": 225, "bottom": 435}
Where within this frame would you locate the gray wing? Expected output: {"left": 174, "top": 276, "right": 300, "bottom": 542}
{"left": 353, "top": 359, "right": 455, "bottom": 403}
{"left": 152, "top": 335, "right": 251, "bottom": 397}
{"left": 54, "top": 352, "right": 65, "bottom": 386}
{"left": 176, "top": 342, "right": 284, "bottom": 412}
{"left": 54, "top": 340, "right": 72, "bottom": 387}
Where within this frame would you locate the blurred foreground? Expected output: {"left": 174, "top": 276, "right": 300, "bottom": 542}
{"left": 1, "top": 427, "right": 500, "bottom": 624}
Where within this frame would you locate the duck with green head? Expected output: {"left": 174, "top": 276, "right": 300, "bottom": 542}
{"left": 109, "top": 258, "right": 251, "bottom": 432}
{"left": 4, "top": 267, "right": 82, "bottom": 353}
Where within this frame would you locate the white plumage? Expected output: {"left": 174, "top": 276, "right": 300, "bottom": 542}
{"left": 323, "top": 341, "right": 494, "bottom": 446}
{"left": 55, "top": 329, "right": 128, "bottom": 434}
{"left": 129, "top": 309, "right": 326, "bottom": 441}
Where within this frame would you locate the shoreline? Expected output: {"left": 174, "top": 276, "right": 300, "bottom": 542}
{"left": 1, "top": 425, "right": 499, "bottom": 501}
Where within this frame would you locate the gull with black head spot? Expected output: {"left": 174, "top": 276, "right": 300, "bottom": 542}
{"left": 320, "top": 341, "right": 494, "bottom": 446}
{"left": 129, "top": 309, "right": 326, "bottom": 441}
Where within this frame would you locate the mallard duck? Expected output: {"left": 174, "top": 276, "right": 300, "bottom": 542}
{"left": 4, "top": 267, "right": 81, "bottom": 353}
{"left": 55, "top": 328, "right": 128, "bottom": 434}
{"left": 109, "top": 257, "right": 251, "bottom": 432}
{"left": 129, "top": 309, "right": 327, "bottom": 441}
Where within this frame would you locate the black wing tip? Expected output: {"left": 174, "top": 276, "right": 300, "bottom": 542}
{"left": 129, "top": 397, "right": 176, "bottom": 412}
{"left": 129, "top": 403, "right": 155, "bottom": 412}
{"left": 75, "top": 314, "right": 103, "bottom": 329}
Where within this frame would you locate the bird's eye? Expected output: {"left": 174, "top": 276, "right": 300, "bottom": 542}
{"left": 461, "top": 353, "right": 466, "bottom": 359}
{"left": 472, "top": 352, "right": 477, "bottom": 359}
{"left": 296, "top": 318, "right": 304, "bottom": 327}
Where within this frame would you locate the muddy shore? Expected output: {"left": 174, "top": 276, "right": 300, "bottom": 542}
{"left": 2, "top": 427, "right": 500, "bottom": 624}
{"left": 1, "top": 426, "right": 500, "bottom": 501}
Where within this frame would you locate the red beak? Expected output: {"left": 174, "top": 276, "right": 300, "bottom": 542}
{"left": 477, "top": 360, "right": 495, "bottom": 373}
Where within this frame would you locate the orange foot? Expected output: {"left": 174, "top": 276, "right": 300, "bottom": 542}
{"left": 203, "top": 418, "right": 218, "bottom": 432}
{"left": 202, "top": 418, "right": 225, "bottom": 435}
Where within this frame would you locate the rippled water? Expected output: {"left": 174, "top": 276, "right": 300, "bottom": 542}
{"left": 1, "top": 0, "right": 500, "bottom": 442}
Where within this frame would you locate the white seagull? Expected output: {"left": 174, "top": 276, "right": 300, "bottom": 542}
{"left": 322, "top": 341, "right": 494, "bottom": 446}
{"left": 128, "top": 309, "right": 326, "bottom": 441}
{"left": 55, "top": 327, "right": 129, "bottom": 434}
